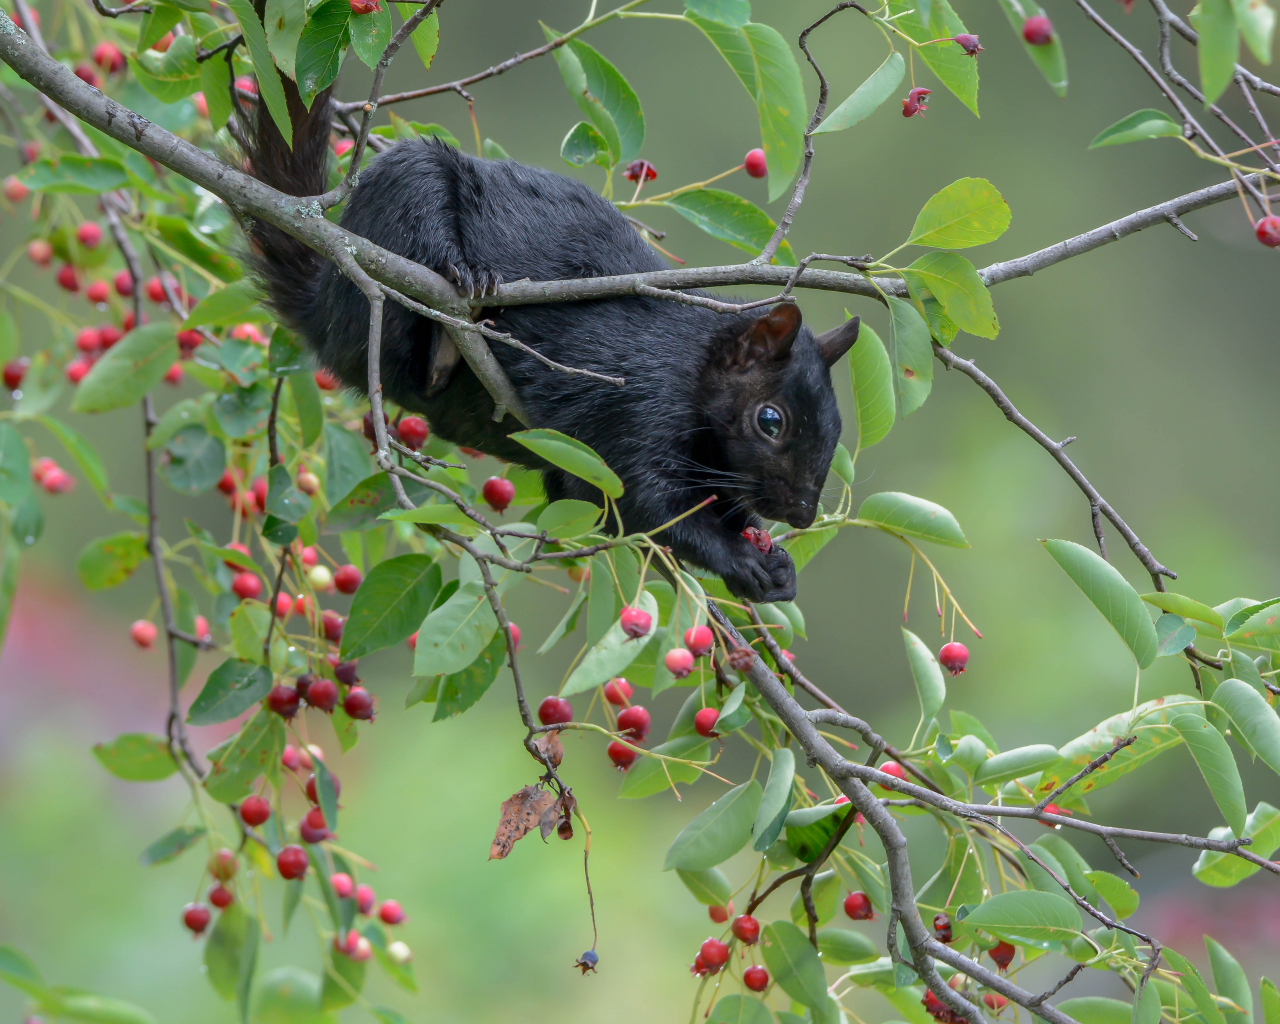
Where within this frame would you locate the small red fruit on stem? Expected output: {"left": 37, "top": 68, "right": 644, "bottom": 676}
{"left": 208, "top": 848, "right": 238, "bottom": 880}
{"left": 902, "top": 87, "right": 932, "bottom": 118}
{"left": 539, "top": 695, "right": 573, "bottom": 724}
{"left": 398, "top": 415, "right": 428, "bottom": 448}
{"left": 623, "top": 159, "right": 657, "bottom": 182}
{"left": 988, "top": 940, "right": 1016, "bottom": 971}
{"left": 699, "top": 937, "right": 730, "bottom": 970}
{"left": 183, "top": 903, "right": 211, "bottom": 935}
{"left": 305, "top": 772, "right": 339, "bottom": 804}
{"left": 27, "top": 240, "right": 53, "bottom": 267}
{"left": 732, "top": 914, "right": 760, "bottom": 944}
{"left": 664, "top": 646, "right": 695, "bottom": 679}
{"left": 114, "top": 270, "right": 134, "bottom": 296}
{"left": 379, "top": 899, "right": 406, "bottom": 925}
{"left": 743, "top": 148, "right": 768, "bottom": 178}
{"left": 938, "top": 641, "right": 969, "bottom": 675}
{"left": 708, "top": 900, "right": 733, "bottom": 923}
{"left": 334, "top": 563, "right": 363, "bottom": 594}
{"left": 482, "top": 476, "right": 516, "bottom": 513}
{"left": 619, "top": 606, "right": 652, "bottom": 639}
{"left": 603, "top": 678, "right": 633, "bottom": 706}
{"left": 742, "top": 526, "right": 772, "bottom": 553}
{"left": 300, "top": 806, "right": 329, "bottom": 843}
{"left": 616, "top": 704, "right": 650, "bottom": 741}
{"left": 277, "top": 845, "right": 309, "bottom": 880}
{"left": 232, "top": 572, "right": 263, "bottom": 600}
{"left": 684, "top": 624, "right": 714, "bottom": 657}
{"left": 76, "top": 222, "right": 102, "bottom": 248}
{"left": 1255, "top": 215, "right": 1280, "bottom": 247}
{"left": 1022, "top": 15, "right": 1054, "bottom": 44}
{"left": 130, "top": 619, "right": 158, "bottom": 649}
{"left": 607, "top": 739, "right": 638, "bottom": 770}
{"left": 267, "top": 684, "right": 301, "bottom": 719}
{"left": 209, "top": 884, "right": 234, "bottom": 909}
{"left": 984, "top": 994, "right": 1009, "bottom": 1011}
{"left": 954, "top": 33, "right": 983, "bottom": 55}
{"left": 306, "top": 677, "right": 339, "bottom": 713}
{"left": 356, "top": 884, "right": 376, "bottom": 914}
{"left": 694, "top": 707, "right": 720, "bottom": 738}
{"left": 3, "top": 357, "right": 29, "bottom": 389}
{"left": 744, "top": 965, "right": 770, "bottom": 991}
{"left": 86, "top": 280, "right": 109, "bottom": 304}
{"left": 344, "top": 686, "right": 375, "bottom": 720}
{"left": 330, "top": 872, "right": 354, "bottom": 898}
{"left": 56, "top": 265, "right": 80, "bottom": 292}
{"left": 880, "top": 760, "right": 907, "bottom": 781}
{"left": 844, "top": 891, "right": 874, "bottom": 920}
{"left": 350, "top": 0, "right": 381, "bottom": 12}
{"left": 239, "top": 795, "right": 271, "bottom": 827}
{"left": 3, "top": 176, "right": 29, "bottom": 202}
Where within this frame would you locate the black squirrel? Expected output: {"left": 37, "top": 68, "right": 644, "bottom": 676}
{"left": 246, "top": 84, "right": 859, "bottom": 603}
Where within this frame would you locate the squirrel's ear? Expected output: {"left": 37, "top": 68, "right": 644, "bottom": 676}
{"left": 814, "top": 316, "right": 859, "bottom": 368}
{"left": 724, "top": 303, "right": 802, "bottom": 369}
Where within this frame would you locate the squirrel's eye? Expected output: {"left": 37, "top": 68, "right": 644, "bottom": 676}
{"left": 756, "top": 406, "right": 783, "bottom": 439}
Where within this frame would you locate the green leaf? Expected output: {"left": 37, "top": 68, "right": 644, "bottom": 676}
{"left": 761, "top": 920, "right": 833, "bottom": 1011}
{"left": 1262, "top": 978, "right": 1280, "bottom": 1024}
{"left": 1057, "top": 999, "right": 1137, "bottom": 1024}
{"left": 226, "top": 0, "right": 293, "bottom": 144}
{"left": 92, "top": 733, "right": 177, "bottom": 781}
{"left": 1155, "top": 613, "right": 1196, "bottom": 656}
{"left": 1194, "top": 801, "right": 1280, "bottom": 885}
{"left": 1207, "top": 937, "right": 1253, "bottom": 1024}
{"left": 685, "top": 0, "right": 750, "bottom": 28}
{"left": 205, "top": 901, "right": 255, "bottom": 1001}
{"left": 204, "top": 709, "right": 286, "bottom": 803}
{"left": 38, "top": 416, "right": 109, "bottom": 498}
{"left": 544, "top": 29, "right": 645, "bottom": 165}
{"left": 857, "top": 491, "right": 968, "bottom": 546}
{"left": 686, "top": 15, "right": 807, "bottom": 201}
{"left": 830, "top": 443, "right": 855, "bottom": 487}
{"left": 1042, "top": 539, "right": 1158, "bottom": 669}
{"left": 349, "top": 3, "right": 391, "bottom": 69}
{"left": 0, "top": 534, "right": 18, "bottom": 649}
{"left": 537, "top": 500, "right": 603, "bottom": 540}
{"left": 295, "top": 0, "right": 350, "bottom": 105}
{"left": 1164, "top": 949, "right": 1228, "bottom": 1024}
{"left": 160, "top": 426, "right": 226, "bottom": 495}
{"left": 907, "top": 178, "right": 1011, "bottom": 248}
{"left": 1224, "top": 597, "right": 1280, "bottom": 641}
{"left": 252, "top": 968, "right": 331, "bottom": 1024}
{"left": 1233, "top": 0, "right": 1275, "bottom": 62}
{"left": 886, "top": 296, "right": 933, "bottom": 416}
{"left": 432, "top": 629, "right": 507, "bottom": 719}
{"left": 264, "top": 0, "right": 307, "bottom": 77}
{"left": 320, "top": 947, "right": 364, "bottom": 1010}
{"left": 677, "top": 867, "right": 733, "bottom": 905}
{"left": 903, "top": 628, "right": 946, "bottom": 731}
{"left": 1089, "top": 109, "right": 1183, "bottom": 148}
{"left": 213, "top": 386, "right": 274, "bottom": 439}
{"left": 230, "top": 600, "right": 272, "bottom": 664}
{"left": 0, "top": 945, "right": 46, "bottom": 999}
{"left": 996, "top": 0, "right": 1068, "bottom": 95}
{"left": 412, "top": 579, "right": 497, "bottom": 678}
{"left": 708, "top": 996, "right": 773, "bottom": 1024}
{"left": 154, "top": 216, "right": 243, "bottom": 281}
{"left": 1193, "top": 0, "right": 1241, "bottom": 104}
{"left": 129, "top": 34, "right": 201, "bottom": 102}
{"left": 617, "top": 734, "right": 709, "bottom": 796}
{"left": 789, "top": 869, "right": 841, "bottom": 927}
{"left": 17, "top": 155, "right": 131, "bottom": 194}
{"left": 783, "top": 526, "right": 837, "bottom": 572}
{"left": 138, "top": 2, "right": 185, "bottom": 50}
{"left": 267, "top": 330, "right": 305, "bottom": 374}
{"left": 311, "top": 756, "right": 339, "bottom": 834}
{"left": 562, "top": 589, "right": 659, "bottom": 696}
{"left": 812, "top": 51, "right": 905, "bottom": 134}
{"left": 961, "top": 889, "right": 1081, "bottom": 942}
{"left": 70, "top": 325, "right": 176, "bottom": 414}
{"left": 392, "top": 4, "right": 439, "bottom": 71}
{"left": 972, "top": 744, "right": 1062, "bottom": 786}
{"left": 187, "top": 659, "right": 274, "bottom": 726}
{"left": 1083, "top": 870, "right": 1139, "bottom": 918}
{"left": 0, "top": 424, "right": 29, "bottom": 506}
{"left": 663, "top": 189, "right": 796, "bottom": 265}
{"left": 886, "top": 0, "right": 979, "bottom": 114}
{"left": 288, "top": 370, "right": 324, "bottom": 448}
{"left": 371, "top": 1009, "right": 410, "bottom": 1024}
{"left": 482, "top": 137, "right": 510, "bottom": 160}
{"left": 902, "top": 252, "right": 999, "bottom": 339}
{"left": 266, "top": 463, "right": 310, "bottom": 524}
{"left": 663, "top": 780, "right": 763, "bottom": 870}
{"left": 48, "top": 994, "right": 159, "bottom": 1024}
{"left": 560, "top": 121, "right": 611, "bottom": 168}
{"left": 139, "top": 825, "right": 207, "bottom": 866}
{"left": 817, "top": 927, "right": 879, "bottom": 964}
{"left": 76, "top": 532, "right": 148, "bottom": 590}
{"left": 510, "top": 429, "right": 623, "bottom": 498}
{"left": 752, "top": 747, "right": 795, "bottom": 851}
{"left": 1213, "top": 678, "right": 1280, "bottom": 774}
{"left": 183, "top": 280, "right": 266, "bottom": 328}
{"left": 342, "top": 555, "right": 441, "bottom": 660}
{"left": 1171, "top": 712, "right": 1247, "bottom": 835}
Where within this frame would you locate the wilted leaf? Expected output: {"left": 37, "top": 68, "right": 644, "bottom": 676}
{"left": 490, "top": 785, "right": 557, "bottom": 859}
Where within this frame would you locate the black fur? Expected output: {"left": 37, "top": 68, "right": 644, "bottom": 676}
{"left": 246, "top": 89, "right": 856, "bottom": 602}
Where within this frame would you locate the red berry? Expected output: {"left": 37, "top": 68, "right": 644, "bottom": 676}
{"left": 222, "top": 541, "right": 250, "bottom": 567}
{"left": 1256, "top": 215, "right": 1280, "bottom": 247}
{"left": 64, "top": 359, "right": 90, "bottom": 385}
{"left": 235, "top": 75, "right": 257, "bottom": 96}
{"left": 902, "top": 87, "right": 932, "bottom": 118}
{"left": 40, "top": 466, "right": 73, "bottom": 493}
{"left": 708, "top": 901, "right": 732, "bottom": 923}
{"left": 607, "top": 740, "right": 638, "bottom": 770}
{"left": 844, "top": 891, "right": 874, "bottom": 920}
{"left": 690, "top": 953, "right": 710, "bottom": 977}
{"left": 924, "top": 990, "right": 948, "bottom": 1019}
{"left": 113, "top": 270, "right": 134, "bottom": 296}
{"left": 1041, "top": 803, "right": 1072, "bottom": 824}
{"left": 282, "top": 746, "right": 301, "bottom": 771}
{"left": 603, "top": 677, "right": 632, "bottom": 705}
{"left": 622, "top": 159, "right": 657, "bottom": 183}
{"left": 26, "top": 239, "right": 52, "bottom": 267}
{"left": 21, "top": 141, "right": 40, "bottom": 162}
{"left": 954, "top": 33, "right": 983, "bottom": 55}
{"left": 194, "top": 616, "right": 210, "bottom": 642}
{"left": 130, "top": 619, "right": 158, "bottom": 649}
{"left": 3, "top": 357, "right": 29, "bottom": 389}
{"left": 207, "top": 884, "right": 234, "bottom": 910}
{"left": 250, "top": 476, "right": 268, "bottom": 509}
{"left": 315, "top": 369, "right": 339, "bottom": 390}
{"left": 742, "top": 526, "right": 772, "bottom": 553}
{"left": 684, "top": 625, "right": 714, "bottom": 658}
{"left": 99, "top": 325, "right": 122, "bottom": 348}
{"left": 508, "top": 623, "right": 521, "bottom": 649}
{"left": 350, "top": 0, "right": 381, "bottom": 12}
{"left": 31, "top": 457, "right": 56, "bottom": 484}
{"left": 334, "top": 139, "right": 355, "bottom": 157}
{"left": 568, "top": 564, "right": 590, "bottom": 583}
{"left": 177, "top": 329, "right": 203, "bottom": 354}
{"left": 1022, "top": 15, "right": 1053, "bottom": 44}
{"left": 273, "top": 592, "right": 293, "bottom": 619}
{"left": 398, "top": 415, "right": 429, "bottom": 449}
{"left": 984, "top": 994, "right": 1009, "bottom": 1011}
{"left": 183, "top": 903, "right": 211, "bottom": 934}
{"left": 300, "top": 806, "right": 329, "bottom": 843}
{"left": 151, "top": 31, "right": 173, "bottom": 51}
{"left": 305, "top": 772, "right": 339, "bottom": 804}
{"left": 277, "top": 845, "right": 309, "bottom": 880}
{"left": 616, "top": 705, "right": 650, "bottom": 741}
{"left": 306, "top": 677, "right": 339, "bottom": 712}
{"left": 344, "top": 686, "right": 375, "bottom": 720}
{"left": 933, "top": 912, "right": 953, "bottom": 943}
{"left": 939, "top": 641, "right": 969, "bottom": 676}
{"left": 743, "top": 148, "right": 767, "bottom": 178}
{"left": 538, "top": 695, "right": 573, "bottom": 725}
{"left": 56, "top": 264, "right": 79, "bottom": 292}
{"left": 193, "top": 92, "right": 209, "bottom": 118}
{"left": 85, "top": 280, "right": 109, "bottom": 304}
{"left": 732, "top": 914, "right": 760, "bottom": 944}
{"left": 700, "top": 937, "right": 730, "bottom": 970}
{"left": 322, "top": 610, "right": 345, "bottom": 643}
{"left": 73, "top": 62, "right": 101, "bottom": 87}
{"left": 144, "top": 276, "right": 166, "bottom": 302}
{"left": 93, "top": 41, "right": 125, "bottom": 72}
{"left": 695, "top": 708, "right": 721, "bottom": 738}
{"left": 240, "top": 795, "right": 271, "bottom": 826}
{"left": 482, "top": 476, "right": 516, "bottom": 513}
{"left": 267, "top": 684, "right": 301, "bottom": 719}
{"left": 3, "top": 176, "right": 28, "bottom": 202}
{"left": 300, "top": 546, "right": 318, "bottom": 568}
{"left": 378, "top": 899, "right": 405, "bottom": 925}
{"left": 664, "top": 647, "right": 695, "bottom": 679}
{"left": 744, "top": 965, "right": 769, "bottom": 991}
{"left": 988, "top": 940, "right": 1016, "bottom": 970}
{"left": 208, "top": 848, "right": 238, "bottom": 880}
{"left": 334, "top": 563, "right": 363, "bottom": 594}
{"left": 76, "top": 222, "right": 102, "bottom": 248}
{"left": 330, "top": 872, "right": 354, "bottom": 898}
{"left": 619, "top": 606, "right": 652, "bottom": 639}
{"left": 356, "top": 884, "right": 376, "bottom": 914}
{"left": 163, "top": 362, "right": 184, "bottom": 386}
{"left": 880, "top": 760, "right": 907, "bottom": 781}
{"left": 835, "top": 794, "right": 850, "bottom": 805}
{"left": 232, "top": 572, "right": 262, "bottom": 600}
{"left": 407, "top": 631, "right": 418, "bottom": 649}
{"left": 334, "top": 660, "right": 359, "bottom": 686}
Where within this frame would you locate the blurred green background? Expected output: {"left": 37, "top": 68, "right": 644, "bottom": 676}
{"left": 1, "top": 0, "right": 1278, "bottom": 1021}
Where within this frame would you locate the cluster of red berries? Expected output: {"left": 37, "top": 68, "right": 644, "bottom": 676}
{"left": 29, "top": 456, "right": 74, "bottom": 494}
{"left": 663, "top": 623, "right": 716, "bottom": 681}
{"left": 181, "top": 847, "right": 241, "bottom": 935}
{"left": 934, "top": 912, "right": 953, "bottom": 943}
{"left": 688, "top": 915, "right": 768, "bottom": 990}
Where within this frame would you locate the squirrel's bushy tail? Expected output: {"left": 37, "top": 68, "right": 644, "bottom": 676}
{"left": 243, "top": 81, "right": 334, "bottom": 339}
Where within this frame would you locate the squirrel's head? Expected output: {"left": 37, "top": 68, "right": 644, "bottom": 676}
{"left": 699, "top": 304, "right": 858, "bottom": 530}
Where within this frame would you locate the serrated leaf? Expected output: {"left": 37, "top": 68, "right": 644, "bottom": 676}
{"left": 1164, "top": 949, "right": 1228, "bottom": 1024}
{"left": 392, "top": 4, "right": 439, "bottom": 71}
{"left": 92, "top": 733, "right": 177, "bottom": 781}
{"left": 1042, "top": 539, "right": 1158, "bottom": 669}
{"left": 858, "top": 491, "right": 967, "bottom": 546}
{"left": 70, "top": 325, "right": 176, "bottom": 414}
{"left": 1090, "top": 109, "right": 1183, "bottom": 148}
{"left": 813, "top": 51, "right": 904, "bottom": 134}
{"left": 342, "top": 555, "right": 441, "bottom": 660}
{"left": 560, "top": 121, "right": 611, "bottom": 168}
{"left": 295, "top": 0, "right": 350, "bottom": 105}
{"left": 204, "top": 709, "right": 286, "bottom": 803}
{"left": 161, "top": 426, "right": 226, "bottom": 495}
{"left": 663, "top": 189, "right": 795, "bottom": 265}
{"left": 886, "top": 296, "right": 933, "bottom": 416}
{"left": 903, "top": 252, "right": 999, "bottom": 339}
{"left": 1224, "top": 597, "right": 1280, "bottom": 639}
{"left": 224, "top": 0, "right": 293, "bottom": 145}
{"left": 664, "top": 780, "right": 762, "bottom": 870}
{"left": 412, "top": 579, "right": 497, "bottom": 678}
{"left": 349, "top": 3, "right": 391, "bottom": 69}
{"left": 187, "top": 659, "right": 273, "bottom": 726}
{"left": 264, "top": 0, "right": 306, "bottom": 77}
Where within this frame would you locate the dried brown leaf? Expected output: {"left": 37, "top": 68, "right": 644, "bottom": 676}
{"left": 531, "top": 729, "right": 564, "bottom": 769}
{"left": 490, "top": 785, "right": 556, "bottom": 860}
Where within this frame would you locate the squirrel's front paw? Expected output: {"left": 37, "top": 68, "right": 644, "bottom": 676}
{"left": 757, "top": 546, "right": 796, "bottom": 603}
{"left": 722, "top": 544, "right": 797, "bottom": 603}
